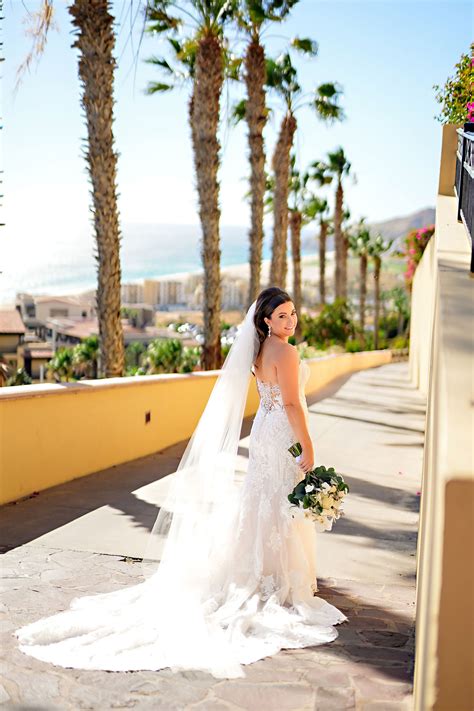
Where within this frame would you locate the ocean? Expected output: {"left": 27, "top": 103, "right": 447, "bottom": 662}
{"left": 1, "top": 223, "right": 321, "bottom": 307}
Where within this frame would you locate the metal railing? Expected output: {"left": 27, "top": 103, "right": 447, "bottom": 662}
{"left": 455, "top": 122, "right": 474, "bottom": 273}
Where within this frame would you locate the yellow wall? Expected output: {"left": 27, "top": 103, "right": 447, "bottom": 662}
{"left": 0, "top": 350, "right": 391, "bottom": 505}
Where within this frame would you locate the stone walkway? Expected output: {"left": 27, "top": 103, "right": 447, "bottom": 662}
{"left": 0, "top": 361, "right": 425, "bottom": 710}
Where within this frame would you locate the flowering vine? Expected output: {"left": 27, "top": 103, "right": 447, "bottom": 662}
{"left": 403, "top": 225, "right": 435, "bottom": 290}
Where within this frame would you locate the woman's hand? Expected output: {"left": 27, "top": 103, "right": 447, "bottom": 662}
{"left": 297, "top": 442, "right": 314, "bottom": 473}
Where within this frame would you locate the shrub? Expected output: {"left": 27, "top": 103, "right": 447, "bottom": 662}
{"left": 390, "top": 335, "right": 409, "bottom": 349}
{"left": 301, "top": 299, "right": 357, "bottom": 348}
{"left": 345, "top": 338, "right": 363, "bottom": 353}
{"left": 145, "top": 338, "right": 183, "bottom": 373}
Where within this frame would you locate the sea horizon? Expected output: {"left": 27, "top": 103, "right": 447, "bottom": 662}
{"left": 1, "top": 223, "right": 327, "bottom": 308}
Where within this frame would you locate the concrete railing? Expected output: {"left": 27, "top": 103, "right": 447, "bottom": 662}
{"left": 410, "top": 124, "right": 474, "bottom": 711}
{"left": 0, "top": 350, "right": 391, "bottom": 506}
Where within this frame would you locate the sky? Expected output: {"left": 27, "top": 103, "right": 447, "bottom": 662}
{"left": 1, "top": 0, "right": 473, "bottom": 299}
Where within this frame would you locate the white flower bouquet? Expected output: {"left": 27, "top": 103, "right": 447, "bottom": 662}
{"left": 287, "top": 441, "right": 349, "bottom": 532}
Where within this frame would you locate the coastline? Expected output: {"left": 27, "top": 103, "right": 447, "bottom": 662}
{"left": 1, "top": 252, "right": 332, "bottom": 308}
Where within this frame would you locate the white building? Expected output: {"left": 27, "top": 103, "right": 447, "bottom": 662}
{"left": 34, "top": 296, "right": 96, "bottom": 322}
{"left": 121, "top": 282, "right": 144, "bottom": 304}
{"left": 143, "top": 279, "right": 187, "bottom": 308}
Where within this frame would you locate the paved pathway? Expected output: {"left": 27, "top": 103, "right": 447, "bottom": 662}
{"left": 0, "top": 360, "right": 425, "bottom": 710}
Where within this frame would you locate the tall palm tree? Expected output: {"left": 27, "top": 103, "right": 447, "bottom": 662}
{"left": 17, "top": 0, "right": 125, "bottom": 378}
{"left": 306, "top": 159, "right": 333, "bottom": 305}
{"left": 324, "top": 148, "right": 353, "bottom": 300}
{"left": 347, "top": 217, "right": 371, "bottom": 340}
{"left": 145, "top": 1, "right": 234, "bottom": 370}
{"left": 304, "top": 195, "right": 332, "bottom": 306}
{"left": 288, "top": 156, "right": 309, "bottom": 339}
{"left": 69, "top": 0, "right": 125, "bottom": 378}
{"left": 266, "top": 51, "right": 345, "bottom": 289}
{"left": 367, "top": 234, "right": 394, "bottom": 350}
{"left": 235, "top": 1, "right": 299, "bottom": 308}
{"left": 340, "top": 205, "right": 352, "bottom": 299}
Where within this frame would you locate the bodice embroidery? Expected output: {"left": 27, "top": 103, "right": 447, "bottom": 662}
{"left": 253, "top": 359, "right": 310, "bottom": 414}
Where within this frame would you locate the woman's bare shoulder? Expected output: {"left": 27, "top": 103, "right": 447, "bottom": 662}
{"left": 273, "top": 341, "right": 298, "bottom": 366}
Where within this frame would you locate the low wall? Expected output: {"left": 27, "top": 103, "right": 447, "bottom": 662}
{"left": 0, "top": 349, "right": 391, "bottom": 506}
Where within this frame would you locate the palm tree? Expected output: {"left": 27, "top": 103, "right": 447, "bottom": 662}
{"left": 145, "top": 1, "right": 234, "bottom": 370}
{"left": 304, "top": 195, "right": 332, "bottom": 306}
{"left": 340, "top": 205, "right": 352, "bottom": 299}
{"left": 126, "top": 341, "right": 146, "bottom": 368}
{"left": 305, "top": 159, "right": 334, "bottom": 306}
{"left": 6, "top": 368, "right": 33, "bottom": 387}
{"left": 69, "top": 1, "right": 125, "bottom": 378}
{"left": 324, "top": 148, "right": 354, "bottom": 300}
{"left": 17, "top": 0, "right": 125, "bottom": 379}
{"left": 348, "top": 217, "right": 371, "bottom": 340}
{"left": 287, "top": 155, "right": 312, "bottom": 340}
{"left": 73, "top": 335, "right": 100, "bottom": 379}
{"left": 47, "top": 347, "right": 76, "bottom": 382}
{"left": 235, "top": 1, "right": 299, "bottom": 308}
{"left": 266, "top": 50, "right": 345, "bottom": 288}
{"left": 367, "top": 233, "right": 394, "bottom": 350}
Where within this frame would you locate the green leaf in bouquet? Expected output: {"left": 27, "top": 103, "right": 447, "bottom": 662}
{"left": 294, "top": 480, "right": 307, "bottom": 498}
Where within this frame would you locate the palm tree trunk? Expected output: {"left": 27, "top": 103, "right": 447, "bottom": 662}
{"left": 289, "top": 210, "right": 303, "bottom": 341}
{"left": 373, "top": 255, "right": 381, "bottom": 349}
{"left": 270, "top": 113, "right": 296, "bottom": 289}
{"left": 245, "top": 39, "right": 266, "bottom": 308}
{"left": 334, "top": 178, "right": 343, "bottom": 300}
{"left": 341, "top": 229, "right": 348, "bottom": 299}
{"left": 360, "top": 253, "right": 367, "bottom": 344}
{"left": 69, "top": 0, "right": 124, "bottom": 378}
{"left": 192, "top": 35, "right": 224, "bottom": 371}
{"left": 319, "top": 222, "right": 327, "bottom": 305}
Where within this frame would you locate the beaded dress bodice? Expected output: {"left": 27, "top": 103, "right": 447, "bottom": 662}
{"left": 252, "top": 358, "right": 311, "bottom": 414}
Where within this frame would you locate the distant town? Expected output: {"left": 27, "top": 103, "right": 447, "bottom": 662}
{"left": 0, "top": 268, "right": 251, "bottom": 384}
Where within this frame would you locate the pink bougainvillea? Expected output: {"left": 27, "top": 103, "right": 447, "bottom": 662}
{"left": 403, "top": 225, "right": 435, "bottom": 290}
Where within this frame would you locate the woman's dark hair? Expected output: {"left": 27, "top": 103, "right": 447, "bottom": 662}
{"left": 253, "top": 286, "right": 293, "bottom": 367}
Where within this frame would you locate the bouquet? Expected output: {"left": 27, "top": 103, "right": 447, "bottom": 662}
{"left": 287, "top": 441, "right": 349, "bottom": 532}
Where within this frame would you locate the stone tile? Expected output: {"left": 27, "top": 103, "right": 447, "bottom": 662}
{"left": 314, "top": 686, "right": 356, "bottom": 710}
{"left": 214, "top": 681, "right": 315, "bottom": 710}
{"left": 352, "top": 674, "right": 412, "bottom": 701}
{"left": 356, "top": 631, "right": 410, "bottom": 648}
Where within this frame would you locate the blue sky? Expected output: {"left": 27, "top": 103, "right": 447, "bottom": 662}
{"left": 2, "top": 0, "right": 472, "bottom": 294}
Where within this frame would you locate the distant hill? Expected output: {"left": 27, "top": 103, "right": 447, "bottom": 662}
{"left": 301, "top": 206, "right": 436, "bottom": 254}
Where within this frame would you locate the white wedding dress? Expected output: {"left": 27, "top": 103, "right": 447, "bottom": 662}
{"left": 15, "top": 358, "right": 348, "bottom": 678}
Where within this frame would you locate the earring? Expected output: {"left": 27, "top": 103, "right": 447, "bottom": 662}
{"left": 267, "top": 324, "right": 272, "bottom": 338}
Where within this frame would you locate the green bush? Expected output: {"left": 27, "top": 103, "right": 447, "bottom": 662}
{"left": 179, "top": 346, "right": 201, "bottom": 373}
{"left": 345, "top": 338, "right": 363, "bottom": 353}
{"left": 145, "top": 338, "right": 183, "bottom": 373}
{"left": 301, "top": 299, "right": 357, "bottom": 348}
{"left": 390, "top": 335, "right": 409, "bottom": 349}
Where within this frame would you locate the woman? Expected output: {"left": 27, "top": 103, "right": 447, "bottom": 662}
{"left": 15, "top": 287, "right": 347, "bottom": 679}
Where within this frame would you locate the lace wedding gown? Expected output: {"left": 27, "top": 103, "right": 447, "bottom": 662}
{"left": 15, "top": 358, "right": 347, "bottom": 678}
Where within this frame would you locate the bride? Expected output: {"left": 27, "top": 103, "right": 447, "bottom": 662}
{"left": 15, "top": 286, "right": 348, "bottom": 679}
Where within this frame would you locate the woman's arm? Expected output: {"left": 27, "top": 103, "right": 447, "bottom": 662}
{"left": 276, "top": 346, "right": 314, "bottom": 473}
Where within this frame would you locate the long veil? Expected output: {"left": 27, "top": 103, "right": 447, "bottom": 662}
{"left": 16, "top": 296, "right": 349, "bottom": 679}
{"left": 141, "top": 298, "right": 260, "bottom": 595}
